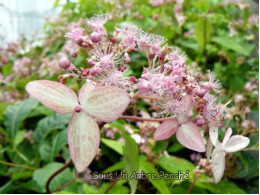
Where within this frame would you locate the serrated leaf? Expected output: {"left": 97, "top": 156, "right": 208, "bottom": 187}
{"left": 33, "top": 114, "right": 71, "bottom": 144}
{"left": 3, "top": 98, "right": 38, "bottom": 140}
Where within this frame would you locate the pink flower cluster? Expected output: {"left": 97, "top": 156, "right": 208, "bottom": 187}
{"left": 50, "top": 13, "right": 250, "bottom": 182}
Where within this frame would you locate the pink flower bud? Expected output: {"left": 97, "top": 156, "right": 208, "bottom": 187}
{"left": 90, "top": 32, "right": 101, "bottom": 43}
{"left": 71, "top": 51, "right": 78, "bottom": 58}
{"left": 87, "top": 59, "right": 95, "bottom": 67}
{"left": 149, "top": 54, "right": 155, "bottom": 60}
{"left": 110, "top": 37, "right": 117, "bottom": 44}
{"left": 196, "top": 118, "right": 205, "bottom": 126}
{"left": 123, "top": 55, "right": 131, "bottom": 64}
{"left": 74, "top": 105, "right": 81, "bottom": 113}
{"left": 129, "top": 76, "right": 138, "bottom": 84}
{"left": 59, "top": 57, "right": 71, "bottom": 69}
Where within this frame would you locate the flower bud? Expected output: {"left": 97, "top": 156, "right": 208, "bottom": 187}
{"left": 90, "top": 32, "right": 101, "bottom": 43}
{"left": 196, "top": 118, "right": 206, "bottom": 126}
{"left": 59, "top": 57, "right": 71, "bottom": 69}
{"left": 123, "top": 53, "right": 131, "bottom": 64}
{"left": 87, "top": 58, "right": 95, "bottom": 67}
{"left": 129, "top": 76, "right": 138, "bottom": 84}
{"left": 110, "top": 37, "right": 117, "bottom": 44}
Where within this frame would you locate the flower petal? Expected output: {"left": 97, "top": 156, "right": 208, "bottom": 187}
{"left": 25, "top": 80, "right": 78, "bottom": 114}
{"left": 68, "top": 112, "right": 100, "bottom": 173}
{"left": 177, "top": 95, "right": 193, "bottom": 123}
{"left": 78, "top": 82, "right": 96, "bottom": 106}
{"left": 212, "top": 148, "right": 226, "bottom": 183}
{"left": 82, "top": 86, "right": 130, "bottom": 122}
{"left": 176, "top": 122, "right": 206, "bottom": 152}
{"left": 154, "top": 119, "right": 178, "bottom": 140}
{"left": 224, "top": 135, "right": 250, "bottom": 153}
{"left": 209, "top": 124, "right": 218, "bottom": 146}
{"left": 222, "top": 127, "right": 232, "bottom": 146}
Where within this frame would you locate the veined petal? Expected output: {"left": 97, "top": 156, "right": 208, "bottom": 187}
{"left": 176, "top": 122, "right": 206, "bottom": 152}
{"left": 212, "top": 148, "right": 226, "bottom": 183}
{"left": 25, "top": 80, "right": 78, "bottom": 114}
{"left": 154, "top": 119, "right": 178, "bottom": 140}
{"left": 68, "top": 112, "right": 100, "bottom": 173}
{"left": 209, "top": 124, "right": 218, "bottom": 146}
{"left": 222, "top": 128, "right": 232, "bottom": 146}
{"left": 224, "top": 135, "right": 250, "bottom": 153}
{"left": 78, "top": 82, "right": 96, "bottom": 106}
{"left": 82, "top": 86, "right": 130, "bottom": 122}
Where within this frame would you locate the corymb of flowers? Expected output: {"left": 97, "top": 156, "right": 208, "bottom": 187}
{"left": 25, "top": 13, "right": 250, "bottom": 183}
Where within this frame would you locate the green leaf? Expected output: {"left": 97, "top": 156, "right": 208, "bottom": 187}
{"left": 140, "top": 156, "right": 170, "bottom": 194}
{"left": 14, "top": 130, "right": 26, "bottom": 148}
{"left": 3, "top": 98, "right": 38, "bottom": 140}
{"left": 195, "top": 16, "right": 211, "bottom": 50}
{"left": 101, "top": 138, "right": 123, "bottom": 155}
{"left": 33, "top": 114, "right": 71, "bottom": 144}
{"left": 103, "top": 160, "right": 126, "bottom": 173}
{"left": 212, "top": 36, "right": 254, "bottom": 56}
{"left": 198, "top": 179, "right": 246, "bottom": 194}
{"left": 156, "top": 155, "right": 195, "bottom": 181}
{"left": 99, "top": 182, "right": 130, "bottom": 194}
{"left": 40, "top": 129, "right": 67, "bottom": 162}
{"left": 121, "top": 129, "right": 139, "bottom": 194}
{"left": 83, "top": 183, "right": 99, "bottom": 194}
{"left": 33, "top": 162, "right": 73, "bottom": 192}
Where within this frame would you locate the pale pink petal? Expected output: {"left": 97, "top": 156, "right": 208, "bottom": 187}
{"left": 78, "top": 82, "right": 95, "bottom": 105}
{"left": 212, "top": 148, "right": 226, "bottom": 183}
{"left": 224, "top": 135, "right": 250, "bottom": 153}
{"left": 222, "top": 127, "right": 232, "bottom": 146}
{"left": 25, "top": 80, "right": 78, "bottom": 114}
{"left": 68, "top": 112, "right": 100, "bottom": 173}
{"left": 177, "top": 95, "right": 193, "bottom": 123}
{"left": 82, "top": 86, "right": 130, "bottom": 122}
{"left": 176, "top": 122, "right": 206, "bottom": 152}
{"left": 154, "top": 119, "right": 178, "bottom": 140}
{"left": 209, "top": 124, "right": 218, "bottom": 146}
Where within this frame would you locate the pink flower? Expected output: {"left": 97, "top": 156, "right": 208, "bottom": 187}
{"left": 154, "top": 95, "right": 206, "bottom": 152}
{"left": 202, "top": 71, "right": 221, "bottom": 93}
{"left": 65, "top": 28, "right": 85, "bottom": 42}
{"left": 211, "top": 128, "right": 250, "bottom": 183}
{"left": 26, "top": 80, "right": 130, "bottom": 172}
{"left": 86, "top": 13, "right": 111, "bottom": 36}
{"left": 117, "top": 24, "right": 139, "bottom": 50}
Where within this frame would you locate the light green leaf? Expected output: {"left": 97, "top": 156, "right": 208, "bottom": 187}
{"left": 101, "top": 138, "right": 123, "bottom": 155}
{"left": 3, "top": 98, "right": 38, "bottom": 140}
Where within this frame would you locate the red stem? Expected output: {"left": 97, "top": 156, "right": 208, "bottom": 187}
{"left": 119, "top": 116, "right": 169, "bottom": 122}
